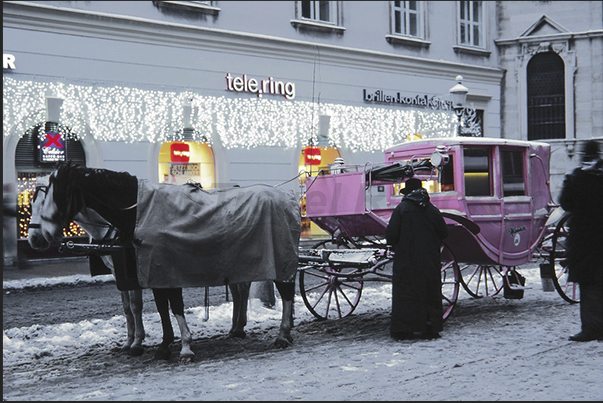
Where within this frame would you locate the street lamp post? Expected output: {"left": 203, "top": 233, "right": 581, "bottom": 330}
{"left": 449, "top": 75, "right": 468, "bottom": 137}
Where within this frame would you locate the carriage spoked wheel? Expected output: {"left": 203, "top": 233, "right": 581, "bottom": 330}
{"left": 458, "top": 264, "right": 504, "bottom": 298}
{"left": 549, "top": 213, "right": 579, "bottom": 303}
{"left": 440, "top": 242, "right": 461, "bottom": 320}
{"left": 299, "top": 238, "right": 364, "bottom": 320}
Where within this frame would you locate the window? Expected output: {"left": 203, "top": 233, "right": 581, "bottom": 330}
{"left": 392, "top": 1, "right": 423, "bottom": 38}
{"left": 153, "top": 1, "right": 220, "bottom": 15}
{"left": 300, "top": 1, "right": 336, "bottom": 24}
{"left": 460, "top": 108, "right": 484, "bottom": 137}
{"left": 292, "top": 1, "right": 343, "bottom": 33}
{"left": 501, "top": 149, "right": 525, "bottom": 197}
{"left": 439, "top": 155, "right": 455, "bottom": 192}
{"left": 463, "top": 147, "right": 491, "bottom": 197}
{"left": 458, "top": 1, "right": 484, "bottom": 48}
{"left": 527, "top": 52, "right": 566, "bottom": 140}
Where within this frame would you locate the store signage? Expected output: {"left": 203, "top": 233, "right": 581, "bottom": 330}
{"left": 363, "top": 89, "right": 454, "bottom": 111}
{"left": 170, "top": 142, "right": 190, "bottom": 163}
{"left": 3, "top": 54, "right": 16, "bottom": 70}
{"left": 169, "top": 163, "right": 200, "bottom": 177}
{"left": 38, "top": 132, "right": 66, "bottom": 163}
{"left": 304, "top": 147, "right": 322, "bottom": 166}
{"left": 225, "top": 73, "right": 295, "bottom": 100}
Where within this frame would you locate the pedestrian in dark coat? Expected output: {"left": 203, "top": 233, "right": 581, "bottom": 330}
{"left": 385, "top": 177, "right": 448, "bottom": 340}
{"left": 558, "top": 139, "right": 603, "bottom": 342}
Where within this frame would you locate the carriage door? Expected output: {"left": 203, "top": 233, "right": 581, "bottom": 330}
{"left": 500, "top": 147, "right": 532, "bottom": 263}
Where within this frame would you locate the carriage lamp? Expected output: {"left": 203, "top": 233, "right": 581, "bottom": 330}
{"left": 449, "top": 75, "right": 468, "bottom": 137}
{"left": 430, "top": 151, "right": 450, "bottom": 168}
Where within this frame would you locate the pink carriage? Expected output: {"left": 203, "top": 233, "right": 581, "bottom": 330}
{"left": 298, "top": 137, "right": 576, "bottom": 320}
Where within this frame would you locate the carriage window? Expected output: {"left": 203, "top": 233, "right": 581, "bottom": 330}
{"left": 439, "top": 155, "right": 454, "bottom": 192}
{"left": 463, "top": 147, "right": 491, "bottom": 196}
{"left": 501, "top": 149, "right": 525, "bottom": 196}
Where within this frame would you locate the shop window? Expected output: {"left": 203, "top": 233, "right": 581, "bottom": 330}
{"left": 15, "top": 124, "right": 86, "bottom": 239}
{"left": 527, "top": 52, "right": 565, "bottom": 140}
{"left": 501, "top": 149, "right": 525, "bottom": 197}
{"left": 158, "top": 141, "right": 215, "bottom": 188}
{"left": 463, "top": 146, "right": 491, "bottom": 196}
{"left": 460, "top": 108, "right": 483, "bottom": 137}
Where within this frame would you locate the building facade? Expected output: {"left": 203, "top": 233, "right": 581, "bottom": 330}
{"left": 3, "top": 1, "right": 601, "bottom": 265}
{"left": 495, "top": 0, "right": 603, "bottom": 193}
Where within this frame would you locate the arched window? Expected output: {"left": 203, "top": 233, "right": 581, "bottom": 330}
{"left": 527, "top": 52, "right": 565, "bottom": 140}
{"left": 15, "top": 123, "right": 87, "bottom": 239}
{"left": 158, "top": 141, "right": 215, "bottom": 188}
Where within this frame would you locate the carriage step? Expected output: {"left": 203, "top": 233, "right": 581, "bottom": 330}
{"left": 507, "top": 284, "right": 531, "bottom": 291}
{"left": 503, "top": 272, "right": 527, "bottom": 299}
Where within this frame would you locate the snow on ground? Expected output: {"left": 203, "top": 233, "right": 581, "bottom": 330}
{"left": 3, "top": 265, "right": 603, "bottom": 401}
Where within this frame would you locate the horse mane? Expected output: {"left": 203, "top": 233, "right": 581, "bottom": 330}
{"left": 53, "top": 161, "right": 137, "bottom": 191}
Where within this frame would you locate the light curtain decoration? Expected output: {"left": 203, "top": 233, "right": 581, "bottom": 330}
{"left": 4, "top": 77, "right": 458, "bottom": 152}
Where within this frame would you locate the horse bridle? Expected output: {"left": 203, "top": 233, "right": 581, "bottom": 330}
{"left": 39, "top": 176, "right": 81, "bottom": 229}
{"left": 30, "top": 183, "right": 122, "bottom": 242}
{"left": 28, "top": 185, "right": 49, "bottom": 230}
{"left": 30, "top": 182, "right": 80, "bottom": 231}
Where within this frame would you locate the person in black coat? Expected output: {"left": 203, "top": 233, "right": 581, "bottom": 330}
{"left": 558, "top": 139, "right": 603, "bottom": 342}
{"left": 385, "top": 177, "right": 448, "bottom": 341}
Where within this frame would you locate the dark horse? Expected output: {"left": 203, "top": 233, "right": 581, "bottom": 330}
{"left": 28, "top": 162, "right": 298, "bottom": 362}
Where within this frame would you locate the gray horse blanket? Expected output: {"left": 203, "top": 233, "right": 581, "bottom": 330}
{"left": 134, "top": 181, "right": 301, "bottom": 288}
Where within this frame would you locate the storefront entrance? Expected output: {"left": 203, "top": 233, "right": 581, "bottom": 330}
{"left": 158, "top": 141, "right": 215, "bottom": 188}
{"left": 14, "top": 124, "right": 88, "bottom": 260}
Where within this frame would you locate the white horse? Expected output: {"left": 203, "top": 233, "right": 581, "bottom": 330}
{"left": 28, "top": 178, "right": 147, "bottom": 356}
{"left": 28, "top": 163, "right": 298, "bottom": 362}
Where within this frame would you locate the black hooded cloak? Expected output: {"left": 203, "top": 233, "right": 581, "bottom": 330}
{"left": 385, "top": 188, "right": 448, "bottom": 334}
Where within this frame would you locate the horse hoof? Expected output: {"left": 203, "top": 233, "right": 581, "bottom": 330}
{"left": 154, "top": 348, "right": 171, "bottom": 360}
{"left": 229, "top": 330, "right": 246, "bottom": 339}
{"left": 128, "top": 346, "right": 144, "bottom": 357}
{"left": 179, "top": 354, "right": 195, "bottom": 364}
{"left": 274, "top": 337, "right": 292, "bottom": 349}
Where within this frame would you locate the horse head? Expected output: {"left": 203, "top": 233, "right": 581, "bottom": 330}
{"left": 28, "top": 175, "right": 51, "bottom": 250}
{"left": 29, "top": 162, "right": 86, "bottom": 247}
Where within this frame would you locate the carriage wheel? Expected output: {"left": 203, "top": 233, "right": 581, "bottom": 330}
{"left": 299, "top": 265, "right": 363, "bottom": 321}
{"left": 440, "top": 243, "right": 460, "bottom": 320}
{"left": 550, "top": 213, "right": 579, "bottom": 303}
{"left": 458, "top": 264, "right": 504, "bottom": 298}
{"left": 299, "top": 238, "right": 363, "bottom": 320}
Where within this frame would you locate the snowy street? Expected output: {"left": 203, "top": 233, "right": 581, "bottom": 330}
{"left": 3, "top": 264, "right": 603, "bottom": 401}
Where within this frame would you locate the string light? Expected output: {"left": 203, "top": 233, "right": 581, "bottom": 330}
{"left": 16, "top": 173, "right": 86, "bottom": 239}
{"left": 4, "top": 77, "right": 458, "bottom": 152}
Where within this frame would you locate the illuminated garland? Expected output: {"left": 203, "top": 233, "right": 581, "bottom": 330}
{"left": 4, "top": 77, "right": 458, "bottom": 152}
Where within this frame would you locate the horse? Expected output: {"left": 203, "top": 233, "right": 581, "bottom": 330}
{"left": 28, "top": 161, "right": 299, "bottom": 362}
{"left": 28, "top": 184, "right": 146, "bottom": 356}
{"left": 27, "top": 172, "right": 262, "bottom": 362}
